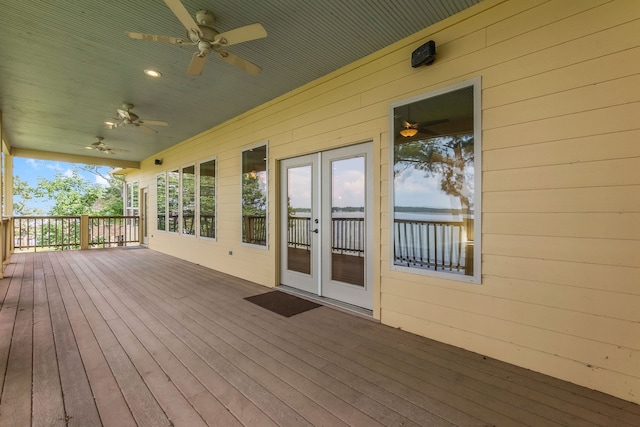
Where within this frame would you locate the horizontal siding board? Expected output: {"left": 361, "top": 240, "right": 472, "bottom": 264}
{"left": 484, "top": 74, "right": 640, "bottom": 129}
{"left": 480, "top": 276, "right": 640, "bottom": 323}
{"left": 485, "top": 0, "right": 609, "bottom": 45}
{"left": 483, "top": 46, "right": 640, "bottom": 109}
{"left": 483, "top": 186, "right": 640, "bottom": 213}
{"left": 483, "top": 234, "right": 640, "bottom": 268}
{"left": 381, "top": 309, "right": 640, "bottom": 404}
{"left": 484, "top": 102, "right": 640, "bottom": 150}
{"left": 483, "top": 130, "right": 640, "bottom": 171}
{"left": 484, "top": 157, "right": 640, "bottom": 191}
{"left": 380, "top": 292, "right": 639, "bottom": 376}
{"left": 483, "top": 212, "right": 640, "bottom": 240}
{"left": 382, "top": 280, "right": 640, "bottom": 350}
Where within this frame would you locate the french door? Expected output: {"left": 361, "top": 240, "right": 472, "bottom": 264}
{"left": 280, "top": 142, "right": 373, "bottom": 309}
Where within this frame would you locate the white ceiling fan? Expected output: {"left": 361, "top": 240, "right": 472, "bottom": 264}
{"left": 126, "top": 0, "right": 267, "bottom": 76}
{"left": 85, "top": 137, "right": 126, "bottom": 155}
{"left": 106, "top": 103, "right": 169, "bottom": 135}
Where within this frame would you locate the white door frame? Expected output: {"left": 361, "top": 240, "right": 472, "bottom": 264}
{"left": 280, "top": 142, "right": 373, "bottom": 309}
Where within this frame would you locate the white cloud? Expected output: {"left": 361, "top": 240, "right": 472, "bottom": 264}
{"left": 63, "top": 169, "right": 74, "bottom": 177}
{"left": 95, "top": 175, "right": 109, "bottom": 187}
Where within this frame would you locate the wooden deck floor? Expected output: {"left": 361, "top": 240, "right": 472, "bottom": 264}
{"left": 0, "top": 249, "right": 639, "bottom": 426}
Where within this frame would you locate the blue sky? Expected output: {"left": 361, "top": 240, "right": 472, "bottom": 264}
{"left": 13, "top": 158, "right": 114, "bottom": 213}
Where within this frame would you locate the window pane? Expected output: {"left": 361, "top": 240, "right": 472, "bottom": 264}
{"left": 168, "top": 169, "right": 179, "bottom": 233}
{"left": 132, "top": 181, "right": 139, "bottom": 216}
{"left": 199, "top": 159, "right": 216, "bottom": 239}
{"left": 241, "top": 145, "right": 267, "bottom": 245}
{"left": 182, "top": 165, "right": 195, "bottom": 235}
{"left": 156, "top": 174, "right": 166, "bottom": 231}
{"left": 393, "top": 84, "right": 476, "bottom": 277}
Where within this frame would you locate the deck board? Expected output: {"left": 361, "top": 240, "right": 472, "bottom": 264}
{"left": 0, "top": 248, "right": 639, "bottom": 426}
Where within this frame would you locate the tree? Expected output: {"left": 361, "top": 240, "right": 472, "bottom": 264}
{"left": 394, "top": 134, "right": 475, "bottom": 212}
{"left": 242, "top": 172, "right": 266, "bottom": 216}
{"left": 14, "top": 165, "right": 123, "bottom": 216}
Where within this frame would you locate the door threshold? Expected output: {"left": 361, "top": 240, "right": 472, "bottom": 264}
{"left": 276, "top": 285, "right": 375, "bottom": 320}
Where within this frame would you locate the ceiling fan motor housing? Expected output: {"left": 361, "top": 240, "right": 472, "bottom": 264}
{"left": 195, "top": 10, "right": 215, "bottom": 27}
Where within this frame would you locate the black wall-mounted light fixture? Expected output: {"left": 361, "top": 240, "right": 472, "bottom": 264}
{"left": 411, "top": 40, "right": 436, "bottom": 68}
{"left": 154, "top": 158, "right": 163, "bottom": 165}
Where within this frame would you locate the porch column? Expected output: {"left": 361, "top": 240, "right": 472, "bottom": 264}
{"left": 80, "top": 214, "right": 89, "bottom": 250}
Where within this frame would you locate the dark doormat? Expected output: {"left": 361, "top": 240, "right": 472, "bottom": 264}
{"left": 244, "top": 291, "right": 321, "bottom": 317}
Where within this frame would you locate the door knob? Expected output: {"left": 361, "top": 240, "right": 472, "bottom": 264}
{"left": 312, "top": 228, "right": 319, "bottom": 233}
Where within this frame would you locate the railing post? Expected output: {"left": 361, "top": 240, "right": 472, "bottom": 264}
{"left": 80, "top": 215, "right": 89, "bottom": 250}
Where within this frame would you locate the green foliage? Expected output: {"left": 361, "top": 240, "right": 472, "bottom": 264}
{"left": 394, "top": 134, "right": 474, "bottom": 210}
{"left": 242, "top": 172, "right": 266, "bottom": 216}
{"left": 14, "top": 165, "right": 123, "bottom": 216}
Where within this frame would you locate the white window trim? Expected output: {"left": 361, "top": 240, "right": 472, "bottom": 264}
{"left": 388, "top": 77, "right": 482, "bottom": 284}
{"left": 180, "top": 163, "right": 197, "bottom": 238}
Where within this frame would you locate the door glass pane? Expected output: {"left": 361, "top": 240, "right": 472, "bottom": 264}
{"left": 330, "top": 157, "right": 365, "bottom": 286}
{"left": 287, "top": 165, "right": 312, "bottom": 274}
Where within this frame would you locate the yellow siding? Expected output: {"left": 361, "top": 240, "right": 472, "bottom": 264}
{"left": 125, "top": 0, "right": 640, "bottom": 404}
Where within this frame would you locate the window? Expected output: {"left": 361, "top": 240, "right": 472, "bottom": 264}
{"left": 181, "top": 165, "right": 196, "bottom": 236}
{"left": 241, "top": 144, "right": 267, "bottom": 246}
{"left": 125, "top": 181, "right": 139, "bottom": 216}
{"left": 391, "top": 79, "right": 481, "bottom": 282}
{"left": 167, "top": 169, "right": 179, "bottom": 233}
{"left": 156, "top": 173, "right": 166, "bottom": 231}
{"left": 199, "top": 159, "right": 216, "bottom": 239}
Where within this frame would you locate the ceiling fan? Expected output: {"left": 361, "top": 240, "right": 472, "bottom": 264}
{"left": 85, "top": 137, "right": 124, "bottom": 155}
{"left": 126, "top": 0, "right": 267, "bottom": 76}
{"left": 106, "top": 103, "right": 169, "bottom": 135}
{"left": 397, "top": 117, "right": 449, "bottom": 138}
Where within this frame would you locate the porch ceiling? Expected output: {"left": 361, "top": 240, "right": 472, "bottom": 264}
{"left": 0, "top": 0, "right": 481, "bottom": 168}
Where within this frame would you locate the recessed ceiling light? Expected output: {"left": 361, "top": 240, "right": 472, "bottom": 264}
{"left": 144, "top": 69, "right": 162, "bottom": 77}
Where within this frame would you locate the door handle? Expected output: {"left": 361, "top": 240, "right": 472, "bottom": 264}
{"left": 312, "top": 228, "right": 319, "bottom": 233}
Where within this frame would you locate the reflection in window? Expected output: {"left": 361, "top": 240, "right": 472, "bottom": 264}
{"left": 181, "top": 165, "right": 196, "bottom": 236}
{"left": 167, "top": 169, "right": 179, "bottom": 233}
{"left": 199, "top": 159, "right": 216, "bottom": 239}
{"left": 241, "top": 145, "right": 267, "bottom": 245}
{"left": 392, "top": 81, "right": 479, "bottom": 279}
{"left": 156, "top": 174, "right": 166, "bottom": 231}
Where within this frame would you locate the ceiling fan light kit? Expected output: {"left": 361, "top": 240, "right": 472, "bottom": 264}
{"left": 400, "top": 127, "right": 419, "bottom": 137}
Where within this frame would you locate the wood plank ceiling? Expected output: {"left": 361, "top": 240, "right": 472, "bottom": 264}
{"left": 0, "top": 0, "right": 481, "bottom": 166}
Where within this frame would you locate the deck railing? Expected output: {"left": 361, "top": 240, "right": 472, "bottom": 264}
{"left": 14, "top": 215, "right": 140, "bottom": 252}
{"left": 287, "top": 216, "right": 471, "bottom": 273}
{"left": 88, "top": 216, "right": 140, "bottom": 248}
{"left": 393, "top": 219, "right": 472, "bottom": 274}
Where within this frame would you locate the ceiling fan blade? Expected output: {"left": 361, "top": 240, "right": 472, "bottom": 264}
{"left": 163, "top": 0, "right": 202, "bottom": 37}
{"left": 420, "top": 118, "right": 449, "bottom": 127}
{"left": 215, "top": 23, "right": 267, "bottom": 47}
{"left": 138, "top": 124, "right": 158, "bottom": 135}
{"left": 126, "top": 32, "right": 191, "bottom": 45}
{"left": 141, "top": 120, "right": 169, "bottom": 126}
{"left": 216, "top": 50, "right": 262, "bottom": 75}
{"left": 187, "top": 52, "right": 207, "bottom": 76}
